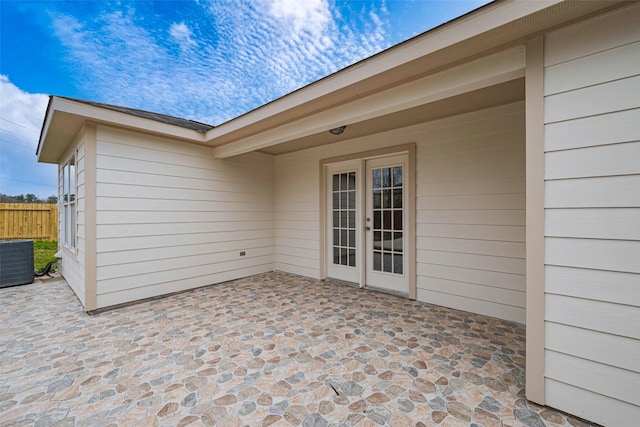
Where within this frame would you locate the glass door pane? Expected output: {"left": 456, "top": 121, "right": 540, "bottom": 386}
{"left": 371, "top": 166, "right": 403, "bottom": 274}
{"left": 332, "top": 171, "right": 357, "bottom": 267}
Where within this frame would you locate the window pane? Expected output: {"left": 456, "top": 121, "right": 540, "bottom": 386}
{"left": 340, "top": 192, "right": 347, "bottom": 209}
{"left": 341, "top": 229, "right": 347, "bottom": 247}
{"left": 393, "top": 211, "right": 402, "bottom": 230}
{"left": 373, "top": 211, "right": 381, "bottom": 229}
{"left": 383, "top": 210, "right": 391, "bottom": 229}
{"left": 69, "top": 162, "right": 75, "bottom": 201}
{"left": 348, "top": 210, "right": 355, "bottom": 228}
{"left": 333, "top": 211, "right": 339, "bottom": 227}
{"left": 333, "top": 247, "right": 340, "bottom": 264}
{"left": 71, "top": 203, "right": 76, "bottom": 248}
{"left": 332, "top": 192, "right": 339, "bottom": 209}
{"left": 393, "top": 189, "right": 402, "bottom": 208}
{"left": 340, "top": 173, "right": 348, "bottom": 191}
{"left": 341, "top": 248, "right": 347, "bottom": 266}
{"left": 373, "top": 231, "right": 382, "bottom": 250}
{"left": 384, "top": 231, "right": 392, "bottom": 250}
{"left": 383, "top": 189, "right": 391, "bottom": 209}
{"left": 63, "top": 164, "right": 69, "bottom": 201}
{"left": 383, "top": 253, "right": 392, "bottom": 272}
{"left": 348, "top": 191, "right": 355, "bottom": 209}
{"left": 383, "top": 168, "right": 391, "bottom": 187}
{"left": 372, "top": 190, "right": 381, "bottom": 209}
{"left": 340, "top": 211, "right": 347, "bottom": 228}
{"left": 333, "top": 174, "right": 339, "bottom": 191}
{"left": 348, "top": 249, "right": 356, "bottom": 267}
{"left": 66, "top": 206, "right": 71, "bottom": 246}
{"left": 348, "top": 172, "right": 356, "bottom": 190}
{"left": 333, "top": 229, "right": 339, "bottom": 246}
{"left": 373, "top": 251, "right": 382, "bottom": 271}
{"left": 373, "top": 169, "right": 381, "bottom": 188}
{"left": 348, "top": 230, "right": 355, "bottom": 248}
{"left": 394, "top": 232, "right": 403, "bottom": 252}
{"left": 394, "top": 254, "right": 403, "bottom": 274}
{"left": 393, "top": 166, "right": 402, "bottom": 187}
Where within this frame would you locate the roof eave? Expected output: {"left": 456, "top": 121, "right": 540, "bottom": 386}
{"left": 37, "top": 97, "right": 207, "bottom": 164}
{"left": 201, "top": 0, "right": 546, "bottom": 144}
{"left": 203, "top": 0, "right": 623, "bottom": 152}
{"left": 36, "top": 96, "right": 55, "bottom": 162}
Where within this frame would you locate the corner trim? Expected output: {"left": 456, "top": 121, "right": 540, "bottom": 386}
{"left": 84, "top": 124, "right": 98, "bottom": 311}
{"left": 525, "top": 36, "right": 545, "bottom": 405}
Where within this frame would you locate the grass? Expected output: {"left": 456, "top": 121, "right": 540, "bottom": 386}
{"left": 34, "top": 241, "right": 58, "bottom": 273}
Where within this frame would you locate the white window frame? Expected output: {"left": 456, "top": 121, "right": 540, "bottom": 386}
{"left": 62, "top": 155, "right": 76, "bottom": 250}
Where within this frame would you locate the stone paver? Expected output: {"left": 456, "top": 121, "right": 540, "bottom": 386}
{"left": 0, "top": 272, "right": 600, "bottom": 426}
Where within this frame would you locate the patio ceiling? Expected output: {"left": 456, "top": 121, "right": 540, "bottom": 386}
{"left": 256, "top": 78, "right": 524, "bottom": 156}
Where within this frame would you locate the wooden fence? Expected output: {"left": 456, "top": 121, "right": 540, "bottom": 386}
{"left": 0, "top": 203, "right": 58, "bottom": 241}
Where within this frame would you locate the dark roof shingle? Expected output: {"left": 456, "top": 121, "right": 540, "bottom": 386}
{"left": 60, "top": 97, "right": 214, "bottom": 132}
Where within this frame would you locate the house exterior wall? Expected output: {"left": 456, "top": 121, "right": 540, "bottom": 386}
{"left": 275, "top": 102, "right": 526, "bottom": 323}
{"left": 58, "top": 129, "right": 86, "bottom": 305}
{"left": 542, "top": 4, "right": 640, "bottom": 425}
{"left": 93, "top": 126, "right": 275, "bottom": 308}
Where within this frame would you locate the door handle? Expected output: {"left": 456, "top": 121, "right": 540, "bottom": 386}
{"left": 366, "top": 226, "right": 371, "bottom": 231}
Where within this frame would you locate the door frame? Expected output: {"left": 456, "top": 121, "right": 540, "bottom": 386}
{"left": 319, "top": 143, "right": 416, "bottom": 299}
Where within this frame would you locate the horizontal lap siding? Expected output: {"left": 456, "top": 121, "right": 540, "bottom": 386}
{"left": 275, "top": 158, "right": 321, "bottom": 278}
{"left": 94, "top": 126, "right": 275, "bottom": 308}
{"left": 416, "top": 104, "right": 525, "bottom": 323}
{"left": 275, "top": 102, "right": 525, "bottom": 322}
{"left": 543, "top": 5, "right": 640, "bottom": 425}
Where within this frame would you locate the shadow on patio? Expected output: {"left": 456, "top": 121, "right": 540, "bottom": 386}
{"left": 0, "top": 272, "right": 595, "bottom": 426}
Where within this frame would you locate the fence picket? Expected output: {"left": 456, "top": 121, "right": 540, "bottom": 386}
{"left": 0, "top": 203, "right": 58, "bottom": 241}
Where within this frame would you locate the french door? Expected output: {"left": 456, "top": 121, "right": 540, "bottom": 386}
{"left": 365, "top": 155, "right": 408, "bottom": 293}
{"left": 326, "top": 161, "right": 362, "bottom": 283}
{"left": 325, "top": 154, "right": 409, "bottom": 294}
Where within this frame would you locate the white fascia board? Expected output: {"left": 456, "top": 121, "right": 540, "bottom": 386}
{"left": 204, "top": 0, "right": 561, "bottom": 144}
{"left": 213, "top": 47, "right": 525, "bottom": 158}
{"left": 36, "top": 98, "right": 54, "bottom": 160}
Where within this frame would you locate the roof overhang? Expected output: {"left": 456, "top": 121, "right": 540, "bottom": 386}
{"left": 204, "top": 0, "right": 626, "bottom": 158}
{"left": 37, "top": 97, "right": 206, "bottom": 164}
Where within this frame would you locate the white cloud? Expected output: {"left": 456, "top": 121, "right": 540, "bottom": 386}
{"left": 48, "top": 1, "right": 391, "bottom": 125}
{"left": 268, "top": 0, "right": 331, "bottom": 38}
{"left": 170, "top": 22, "right": 196, "bottom": 50}
{"left": 0, "top": 75, "right": 57, "bottom": 197}
{"left": 0, "top": 75, "right": 48, "bottom": 148}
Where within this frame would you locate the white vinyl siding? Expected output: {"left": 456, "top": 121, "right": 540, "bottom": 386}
{"left": 543, "top": 4, "right": 640, "bottom": 426}
{"left": 94, "top": 126, "right": 275, "bottom": 308}
{"left": 275, "top": 102, "right": 525, "bottom": 322}
{"left": 58, "top": 132, "right": 86, "bottom": 305}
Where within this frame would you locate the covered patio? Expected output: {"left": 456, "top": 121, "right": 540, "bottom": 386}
{"left": 0, "top": 273, "right": 595, "bottom": 426}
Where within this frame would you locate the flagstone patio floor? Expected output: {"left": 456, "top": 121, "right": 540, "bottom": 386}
{"left": 1, "top": 272, "right": 597, "bottom": 427}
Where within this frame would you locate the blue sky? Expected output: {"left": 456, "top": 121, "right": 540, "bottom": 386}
{"left": 1, "top": 0, "right": 489, "bottom": 198}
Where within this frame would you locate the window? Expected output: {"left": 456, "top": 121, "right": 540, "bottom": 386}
{"left": 62, "top": 156, "right": 76, "bottom": 249}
